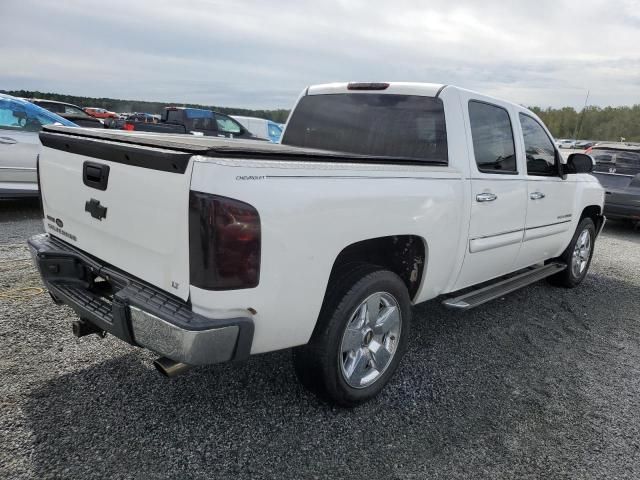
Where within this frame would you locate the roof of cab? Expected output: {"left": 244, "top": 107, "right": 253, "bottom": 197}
{"left": 307, "top": 82, "right": 446, "bottom": 97}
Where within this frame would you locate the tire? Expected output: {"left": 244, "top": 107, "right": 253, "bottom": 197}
{"left": 549, "top": 217, "right": 596, "bottom": 288}
{"left": 293, "top": 265, "right": 412, "bottom": 407}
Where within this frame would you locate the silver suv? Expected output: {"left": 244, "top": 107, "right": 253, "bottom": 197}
{"left": 0, "top": 94, "right": 76, "bottom": 198}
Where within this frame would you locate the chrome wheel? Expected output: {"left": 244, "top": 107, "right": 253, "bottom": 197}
{"left": 571, "top": 228, "right": 592, "bottom": 278}
{"left": 339, "top": 292, "right": 402, "bottom": 389}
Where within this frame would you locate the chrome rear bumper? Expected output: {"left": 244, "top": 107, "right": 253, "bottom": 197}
{"left": 28, "top": 233, "right": 254, "bottom": 365}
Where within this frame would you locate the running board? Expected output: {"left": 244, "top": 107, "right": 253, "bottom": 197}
{"left": 442, "top": 262, "right": 567, "bottom": 310}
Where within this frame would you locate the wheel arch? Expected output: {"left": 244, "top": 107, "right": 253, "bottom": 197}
{"left": 325, "top": 235, "right": 428, "bottom": 303}
{"left": 580, "top": 204, "right": 605, "bottom": 235}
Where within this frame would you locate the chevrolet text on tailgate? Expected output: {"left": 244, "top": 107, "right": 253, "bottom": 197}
{"left": 29, "top": 82, "right": 605, "bottom": 406}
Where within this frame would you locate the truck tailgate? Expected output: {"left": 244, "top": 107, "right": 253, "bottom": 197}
{"left": 38, "top": 130, "right": 196, "bottom": 301}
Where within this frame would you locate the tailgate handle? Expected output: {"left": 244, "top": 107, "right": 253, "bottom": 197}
{"left": 83, "top": 161, "right": 110, "bottom": 191}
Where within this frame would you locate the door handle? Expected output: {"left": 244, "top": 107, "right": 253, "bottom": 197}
{"left": 0, "top": 137, "right": 17, "bottom": 145}
{"left": 476, "top": 192, "right": 498, "bottom": 202}
{"left": 530, "top": 192, "right": 546, "bottom": 200}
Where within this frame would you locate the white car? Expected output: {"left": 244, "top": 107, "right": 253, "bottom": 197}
{"left": 231, "top": 115, "right": 283, "bottom": 142}
{"left": 556, "top": 139, "right": 576, "bottom": 149}
{"left": 0, "top": 94, "right": 76, "bottom": 197}
{"left": 29, "top": 82, "right": 604, "bottom": 405}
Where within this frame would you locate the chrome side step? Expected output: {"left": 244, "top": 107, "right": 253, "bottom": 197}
{"left": 442, "top": 262, "right": 567, "bottom": 310}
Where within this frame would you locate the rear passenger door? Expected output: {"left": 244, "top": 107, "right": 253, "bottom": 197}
{"left": 454, "top": 96, "right": 527, "bottom": 290}
{"left": 513, "top": 113, "right": 576, "bottom": 269}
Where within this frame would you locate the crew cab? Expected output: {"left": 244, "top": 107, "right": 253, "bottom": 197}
{"left": 29, "top": 82, "right": 604, "bottom": 406}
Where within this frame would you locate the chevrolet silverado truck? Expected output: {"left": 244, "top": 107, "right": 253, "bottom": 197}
{"left": 29, "top": 82, "right": 604, "bottom": 406}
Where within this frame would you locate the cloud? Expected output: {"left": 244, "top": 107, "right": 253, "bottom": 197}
{"left": 2, "top": 0, "right": 639, "bottom": 109}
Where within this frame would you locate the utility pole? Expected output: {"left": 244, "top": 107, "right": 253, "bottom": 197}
{"left": 572, "top": 90, "right": 590, "bottom": 141}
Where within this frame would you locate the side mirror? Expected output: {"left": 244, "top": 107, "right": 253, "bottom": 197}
{"left": 565, "top": 153, "right": 594, "bottom": 174}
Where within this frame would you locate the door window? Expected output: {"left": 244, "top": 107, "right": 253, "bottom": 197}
{"left": 0, "top": 99, "right": 73, "bottom": 131}
{"left": 468, "top": 101, "right": 517, "bottom": 174}
{"left": 519, "top": 113, "right": 557, "bottom": 176}
{"left": 215, "top": 114, "right": 242, "bottom": 134}
{"left": 0, "top": 100, "right": 29, "bottom": 131}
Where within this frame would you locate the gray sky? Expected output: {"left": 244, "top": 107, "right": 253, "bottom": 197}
{"left": 3, "top": 0, "right": 639, "bottom": 110}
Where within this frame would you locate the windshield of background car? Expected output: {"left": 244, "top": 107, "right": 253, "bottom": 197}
{"left": 0, "top": 98, "right": 75, "bottom": 131}
{"left": 39, "top": 102, "right": 93, "bottom": 119}
{"left": 63, "top": 105, "right": 94, "bottom": 118}
{"left": 282, "top": 93, "right": 448, "bottom": 163}
{"left": 591, "top": 148, "right": 640, "bottom": 175}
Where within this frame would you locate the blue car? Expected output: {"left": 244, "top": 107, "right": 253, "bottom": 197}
{"left": 0, "top": 94, "right": 76, "bottom": 198}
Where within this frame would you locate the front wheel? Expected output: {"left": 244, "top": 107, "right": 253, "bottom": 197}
{"left": 549, "top": 217, "right": 596, "bottom": 288}
{"left": 293, "top": 266, "right": 412, "bottom": 407}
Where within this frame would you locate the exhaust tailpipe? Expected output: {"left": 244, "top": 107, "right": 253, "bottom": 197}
{"left": 153, "top": 357, "right": 191, "bottom": 378}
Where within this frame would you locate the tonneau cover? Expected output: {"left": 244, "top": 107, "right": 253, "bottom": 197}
{"left": 41, "top": 125, "right": 442, "bottom": 166}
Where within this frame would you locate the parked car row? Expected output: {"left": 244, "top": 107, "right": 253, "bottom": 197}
{"left": 12, "top": 98, "right": 285, "bottom": 142}
{"left": 555, "top": 139, "right": 596, "bottom": 149}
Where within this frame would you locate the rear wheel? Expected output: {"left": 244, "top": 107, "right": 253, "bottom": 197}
{"left": 293, "top": 265, "right": 411, "bottom": 407}
{"left": 549, "top": 218, "right": 596, "bottom": 288}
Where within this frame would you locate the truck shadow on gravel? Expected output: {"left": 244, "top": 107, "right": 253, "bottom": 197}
{"left": 0, "top": 198, "right": 41, "bottom": 221}
{"left": 22, "top": 271, "right": 640, "bottom": 479}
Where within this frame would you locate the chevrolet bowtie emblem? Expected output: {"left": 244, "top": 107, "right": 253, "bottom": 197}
{"left": 85, "top": 198, "right": 107, "bottom": 220}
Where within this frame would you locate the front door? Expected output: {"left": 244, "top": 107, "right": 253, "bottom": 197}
{"left": 454, "top": 97, "right": 527, "bottom": 290}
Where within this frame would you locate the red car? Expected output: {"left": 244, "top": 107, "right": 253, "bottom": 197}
{"left": 84, "top": 107, "right": 118, "bottom": 119}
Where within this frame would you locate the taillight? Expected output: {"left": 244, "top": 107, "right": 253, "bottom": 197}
{"left": 584, "top": 146, "right": 593, "bottom": 154}
{"left": 189, "top": 191, "right": 261, "bottom": 290}
{"left": 124, "top": 123, "right": 135, "bottom": 131}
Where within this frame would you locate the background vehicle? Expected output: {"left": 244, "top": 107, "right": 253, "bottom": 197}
{"left": 0, "top": 94, "right": 76, "bottom": 197}
{"left": 30, "top": 82, "right": 603, "bottom": 406}
{"left": 119, "top": 107, "right": 260, "bottom": 139}
{"left": 84, "top": 107, "right": 118, "bottom": 119}
{"left": 231, "top": 115, "right": 283, "bottom": 142}
{"left": 556, "top": 139, "right": 576, "bottom": 149}
{"left": 590, "top": 142, "right": 640, "bottom": 221}
{"left": 575, "top": 140, "right": 595, "bottom": 149}
{"left": 29, "top": 99, "right": 103, "bottom": 128}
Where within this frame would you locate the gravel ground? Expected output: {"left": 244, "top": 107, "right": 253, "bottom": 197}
{"left": 1, "top": 199, "right": 639, "bottom": 480}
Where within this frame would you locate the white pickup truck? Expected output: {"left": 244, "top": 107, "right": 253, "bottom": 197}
{"left": 29, "top": 82, "right": 604, "bottom": 406}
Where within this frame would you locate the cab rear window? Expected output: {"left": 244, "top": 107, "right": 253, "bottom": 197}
{"left": 282, "top": 94, "right": 448, "bottom": 164}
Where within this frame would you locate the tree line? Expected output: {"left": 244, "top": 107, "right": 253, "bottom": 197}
{"left": 3, "top": 89, "right": 639, "bottom": 142}
{"left": 528, "top": 105, "right": 640, "bottom": 142}
{"left": 1, "top": 90, "right": 291, "bottom": 124}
